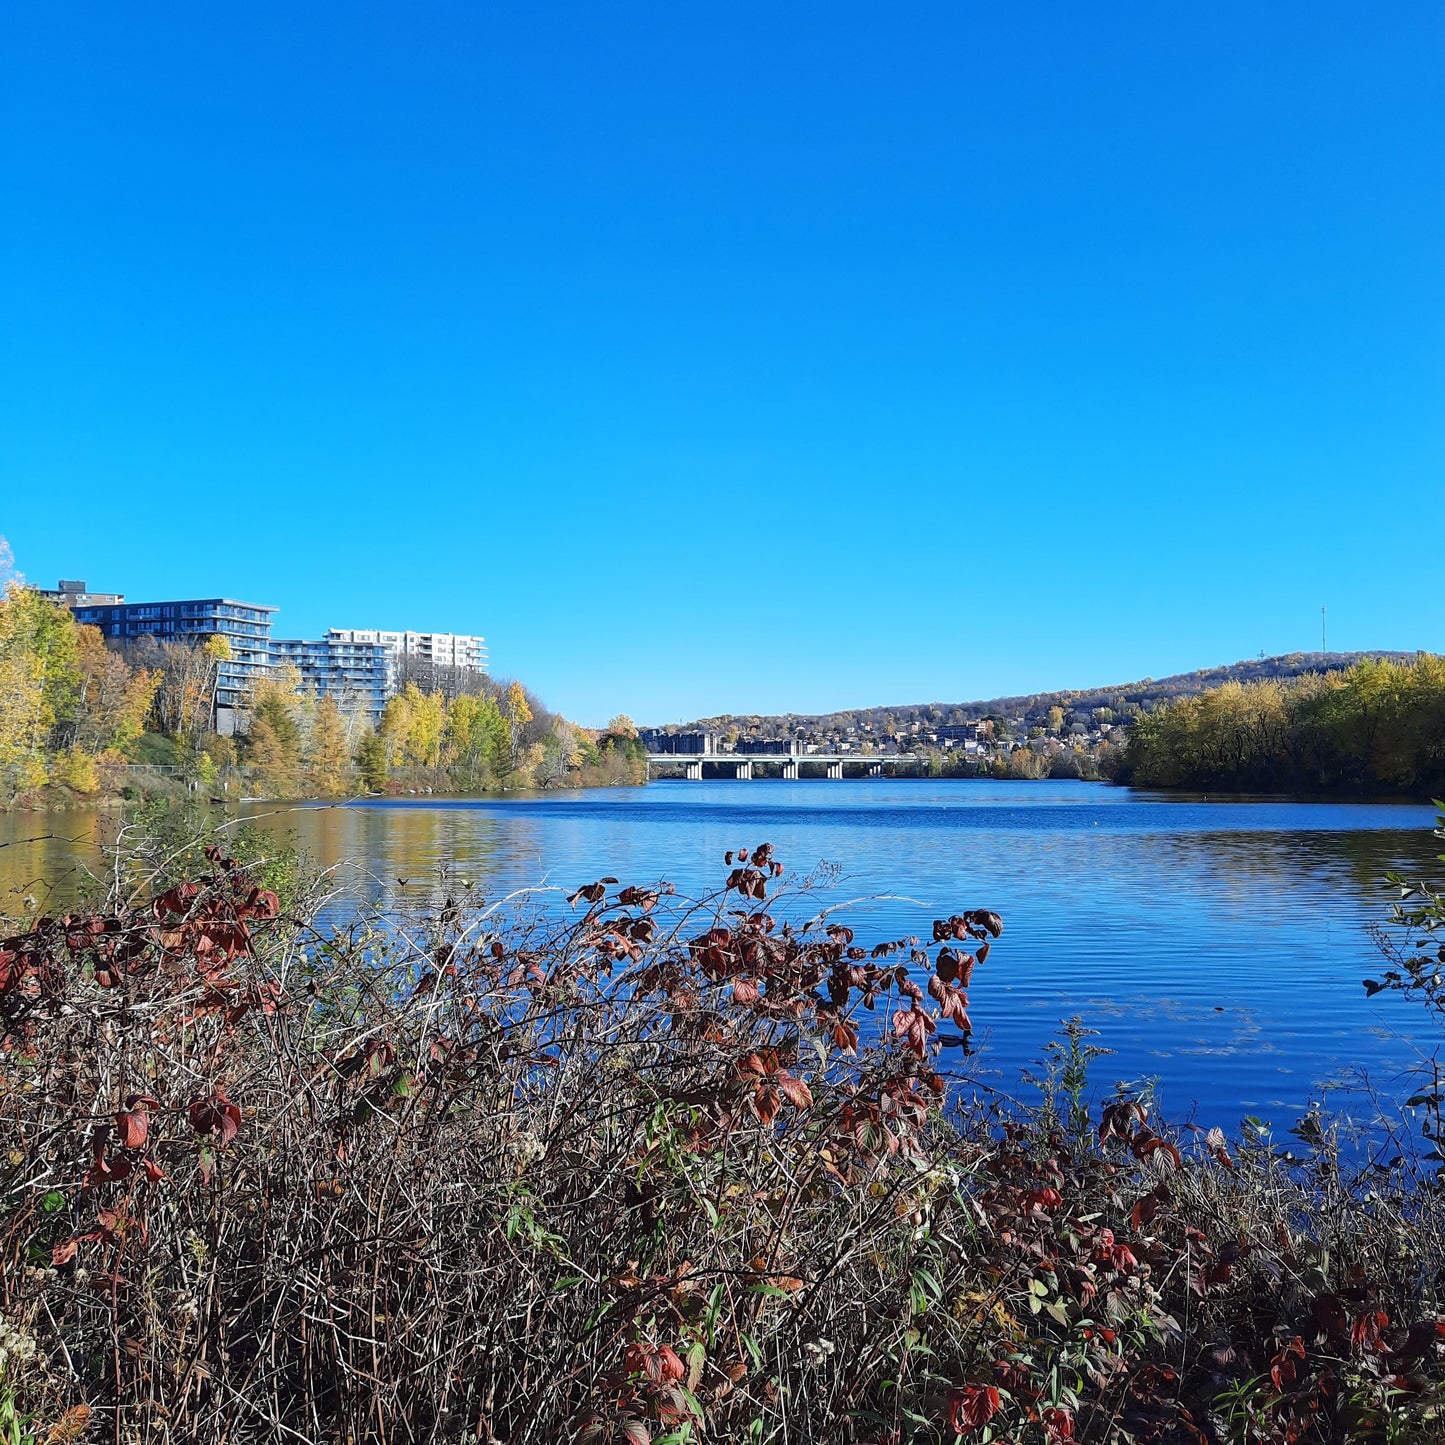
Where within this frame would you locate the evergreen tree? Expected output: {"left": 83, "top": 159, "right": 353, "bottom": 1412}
{"left": 355, "top": 729, "right": 388, "bottom": 792}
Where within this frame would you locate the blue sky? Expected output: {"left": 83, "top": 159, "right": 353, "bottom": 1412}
{"left": 2, "top": 4, "right": 1441, "bottom": 725}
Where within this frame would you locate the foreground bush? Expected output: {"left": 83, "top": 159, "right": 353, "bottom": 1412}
{"left": 2, "top": 839, "right": 1444, "bottom": 1443}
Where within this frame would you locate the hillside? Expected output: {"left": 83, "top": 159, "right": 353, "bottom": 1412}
{"left": 664, "top": 651, "right": 1419, "bottom": 738}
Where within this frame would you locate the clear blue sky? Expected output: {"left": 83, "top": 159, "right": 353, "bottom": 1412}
{"left": 2, "top": 4, "right": 1441, "bottom": 725}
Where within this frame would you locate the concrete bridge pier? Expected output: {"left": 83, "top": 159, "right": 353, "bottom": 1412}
{"left": 685, "top": 760, "right": 703, "bottom": 780}
{"left": 735, "top": 759, "right": 753, "bottom": 780}
{"left": 826, "top": 761, "right": 844, "bottom": 780}
{"left": 781, "top": 760, "right": 799, "bottom": 780}
{"left": 868, "top": 762, "right": 882, "bottom": 778}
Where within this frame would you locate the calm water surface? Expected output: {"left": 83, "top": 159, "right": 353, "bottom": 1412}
{"left": 3, "top": 781, "right": 1440, "bottom": 1126}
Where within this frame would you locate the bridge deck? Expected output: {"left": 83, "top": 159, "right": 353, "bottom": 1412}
{"left": 645, "top": 752, "right": 914, "bottom": 766}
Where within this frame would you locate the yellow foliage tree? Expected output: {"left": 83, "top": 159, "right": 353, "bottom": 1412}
{"left": 308, "top": 695, "right": 354, "bottom": 798}
{"left": 503, "top": 681, "right": 533, "bottom": 768}
{"left": 246, "top": 668, "right": 304, "bottom": 798}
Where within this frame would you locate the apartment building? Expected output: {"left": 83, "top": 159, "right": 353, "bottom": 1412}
{"left": 69, "top": 596, "right": 277, "bottom": 729}
{"left": 51, "top": 577, "right": 486, "bottom": 725}
{"left": 269, "top": 635, "right": 393, "bottom": 721}
{"left": 326, "top": 628, "right": 488, "bottom": 674}
{"left": 36, "top": 579, "right": 126, "bottom": 607}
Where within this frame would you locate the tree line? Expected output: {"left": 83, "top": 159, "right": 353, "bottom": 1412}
{"left": 1122, "top": 654, "right": 1445, "bottom": 794}
{"left": 0, "top": 546, "right": 642, "bottom": 804}
{"left": 246, "top": 671, "right": 644, "bottom": 798}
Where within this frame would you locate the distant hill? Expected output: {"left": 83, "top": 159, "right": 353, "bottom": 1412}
{"left": 663, "top": 652, "right": 1420, "bottom": 737}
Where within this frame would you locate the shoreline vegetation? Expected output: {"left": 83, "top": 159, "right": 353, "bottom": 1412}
{"left": 0, "top": 574, "right": 646, "bottom": 812}
{"left": 4, "top": 564, "right": 1441, "bottom": 809}
{"left": 2, "top": 822, "right": 1445, "bottom": 1441}
{"left": 1120, "top": 655, "right": 1445, "bottom": 798}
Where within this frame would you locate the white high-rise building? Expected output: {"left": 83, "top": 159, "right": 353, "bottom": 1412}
{"left": 326, "top": 628, "right": 488, "bottom": 675}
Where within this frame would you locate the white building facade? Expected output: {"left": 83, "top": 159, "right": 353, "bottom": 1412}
{"left": 327, "top": 628, "right": 488, "bottom": 675}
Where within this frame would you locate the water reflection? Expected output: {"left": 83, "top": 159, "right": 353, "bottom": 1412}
{"left": 2, "top": 781, "right": 1439, "bottom": 1125}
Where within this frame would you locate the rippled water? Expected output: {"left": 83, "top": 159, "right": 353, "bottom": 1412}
{"left": 4, "top": 780, "right": 1441, "bottom": 1127}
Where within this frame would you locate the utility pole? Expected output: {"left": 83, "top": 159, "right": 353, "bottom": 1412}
{"left": 1321, "top": 605, "right": 1326, "bottom": 655}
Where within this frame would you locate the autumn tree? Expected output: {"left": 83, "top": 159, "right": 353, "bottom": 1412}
{"left": 67, "top": 624, "right": 159, "bottom": 757}
{"left": 145, "top": 635, "right": 230, "bottom": 744}
{"left": 308, "top": 695, "right": 354, "bottom": 797}
{"left": 536, "top": 718, "right": 586, "bottom": 787}
{"left": 444, "top": 692, "right": 508, "bottom": 788}
{"left": 379, "top": 690, "right": 413, "bottom": 770}
{"left": 503, "top": 680, "right": 533, "bottom": 770}
{"left": 0, "top": 590, "right": 53, "bottom": 795}
{"left": 245, "top": 669, "right": 303, "bottom": 798}
{"left": 0, "top": 586, "right": 84, "bottom": 795}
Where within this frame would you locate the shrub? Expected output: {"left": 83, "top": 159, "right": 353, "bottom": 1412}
{"left": 1, "top": 839, "right": 1443, "bottom": 1442}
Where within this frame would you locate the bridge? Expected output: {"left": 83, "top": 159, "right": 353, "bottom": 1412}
{"left": 645, "top": 751, "right": 918, "bottom": 780}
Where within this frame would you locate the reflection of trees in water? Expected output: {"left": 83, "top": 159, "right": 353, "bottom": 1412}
{"left": 0, "top": 816, "right": 113, "bottom": 915}
{"left": 5, "top": 800, "right": 1440, "bottom": 962}
{"left": 277, "top": 803, "right": 539, "bottom": 925}
{"left": 1140, "top": 826, "right": 1441, "bottom": 909}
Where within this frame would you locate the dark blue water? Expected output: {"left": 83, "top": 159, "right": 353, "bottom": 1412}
{"left": 7, "top": 781, "right": 1441, "bottom": 1128}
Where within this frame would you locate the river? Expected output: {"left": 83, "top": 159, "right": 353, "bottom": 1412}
{"left": 3, "top": 780, "right": 1440, "bottom": 1129}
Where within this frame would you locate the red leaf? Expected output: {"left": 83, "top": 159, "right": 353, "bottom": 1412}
{"left": 246, "top": 888, "right": 280, "bottom": 918}
{"left": 52, "top": 1229, "right": 105, "bottom": 1267}
{"left": 1042, "top": 1406, "right": 1076, "bottom": 1442}
{"left": 188, "top": 1089, "right": 242, "bottom": 1146}
{"left": 152, "top": 882, "right": 200, "bottom": 919}
{"left": 656, "top": 1345, "right": 685, "bottom": 1383}
{"left": 891, "top": 1004, "right": 937, "bottom": 1056}
{"left": 1131, "top": 1184, "right": 1168, "bottom": 1230}
{"left": 970, "top": 910, "right": 1004, "bottom": 938}
{"left": 928, "top": 974, "right": 972, "bottom": 1029}
{"left": 115, "top": 1108, "right": 149, "bottom": 1150}
{"left": 1024, "top": 1187, "right": 1063, "bottom": 1211}
{"left": 1130, "top": 1130, "right": 1182, "bottom": 1171}
{"left": 1206, "top": 1126, "right": 1235, "bottom": 1168}
{"left": 1353, "top": 1310, "right": 1389, "bottom": 1350}
{"left": 1096, "top": 1228, "right": 1138, "bottom": 1272}
{"left": 946, "top": 1384, "right": 1002, "bottom": 1434}
{"left": 776, "top": 1071, "right": 813, "bottom": 1110}
{"left": 934, "top": 948, "right": 976, "bottom": 987}
{"left": 752, "top": 1086, "right": 780, "bottom": 1125}
{"left": 1099, "top": 1100, "right": 1147, "bottom": 1144}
